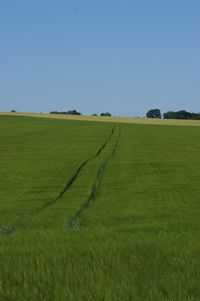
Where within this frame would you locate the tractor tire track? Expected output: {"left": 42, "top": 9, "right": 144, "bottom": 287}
{"left": 0, "top": 127, "right": 116, "bottom": 235}
{"left": 32, "top": 127, "right": 115, "bottom": 213}
{"left": 68, "top": 126, "right": 121, "bottom": 230}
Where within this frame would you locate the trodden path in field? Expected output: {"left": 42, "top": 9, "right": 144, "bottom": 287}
{"left": 68, "top": 126, "right": 121, "bottom": 230}
{"left": 32, "top": 127, "right": 116, "bottom": 214}
{"left": 0, "top": 126, "right": 117, "bottom": 235}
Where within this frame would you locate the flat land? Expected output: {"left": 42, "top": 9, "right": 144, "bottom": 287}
{"left": 0, "top": 115, "right": 200, "bottom": 300}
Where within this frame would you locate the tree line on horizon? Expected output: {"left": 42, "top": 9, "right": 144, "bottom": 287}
{"left": 49, "top": 110, "right": 112, "bottom": 117}
{"left": 146, "top": 109, "right": 200, "bottom": 120}
{"left": 10, "top": 108, "right": 200, "bottom": 120}
{"left": 49, "top": 108, "right": 200, "bottom": 120}
{"left": 50, "top": 110, "right": 82, "bottom": 116}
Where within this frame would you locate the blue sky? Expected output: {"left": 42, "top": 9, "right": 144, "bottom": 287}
{"left": 0, "top": 0, "right": 199, "bottom": 116}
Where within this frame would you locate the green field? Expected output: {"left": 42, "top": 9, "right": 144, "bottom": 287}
{"left": 1, "top": 115, "right": 200, "bottom": 300}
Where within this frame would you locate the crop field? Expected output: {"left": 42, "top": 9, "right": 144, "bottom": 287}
{"left": 1, "top": 115, "right": 200, "bottom": 300}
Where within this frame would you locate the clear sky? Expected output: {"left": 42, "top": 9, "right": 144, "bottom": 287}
{"left": 0, "top": 0, "right": 199, "bottom": 116}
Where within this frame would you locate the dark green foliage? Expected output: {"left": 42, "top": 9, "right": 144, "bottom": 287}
{"left": 50, "top": 109, "right": 81, "bottom": 115}
{"left": 146, "top": 108, "right": 161, "bottom": 118}
{"left": 100, "top": 112, "right": 112, "bottom": 116}
{"left": 49, "top": 111, "right": 64, "bottom": 114}
{"left": 66, "top": 110, "right": 81, "bottom": 115}
{"left": 163, "top": 110, "right": 200, "bottom": 120}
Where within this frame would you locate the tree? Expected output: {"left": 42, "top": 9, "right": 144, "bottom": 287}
{"left": 175, "top": 110, "right": 192, "bottom": 119}
{"left": 100, "top": 112, "right": 112, "bottom": 117}
{"left": 66, "top": 110, "right": 81, "bottom": 115}
{"left": 191, "top": 113, "right": 200, "bottom": 120}
{"left": 163, "top": 110, "right": 199, "bottom": 120}
{"left": 50, "top": 109, "right": 81, "bottom": 115}
{"left": 146, "top": 109, "right": 161, "bottom": 119}
{"left": 163, "top": 111, "right": 175, "bottom": 119}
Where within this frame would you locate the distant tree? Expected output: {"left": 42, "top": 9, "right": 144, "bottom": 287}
{"left": 163, "top": 110, "right": 197, "bottom": 120}
{"left": 50, "top": 110, "right": 81, "bottom": 115}
{"left": 50, "top": 111, "right": 64, "bottom": 114}
{"left": 100, "top": 112, "right": 112, "bottom": 117}
{"left": 92, "top": 114, "right": 98, "bottom": 116}
{"left": 191, "top": 113, "right": 200, "bottom": 120}
{"left": 163, "top": 111, "right": 175, "bottom": 119}
{"left": 176, "top": 110, "right": 192, "bottom": 119}
{"left": 66, "top": 110, "right": 81, "bottom": 115}
{"left": 146, "top": 109, "right": 161, "bottom": 119}
{"left": 11, "top": 110, "right": 17, "bottom": 113}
